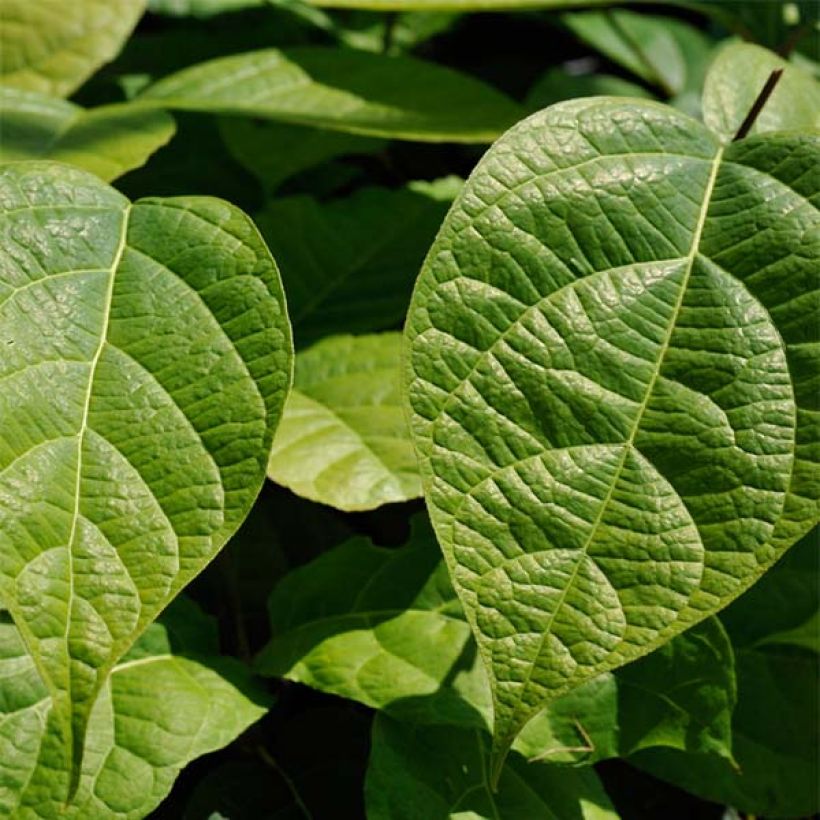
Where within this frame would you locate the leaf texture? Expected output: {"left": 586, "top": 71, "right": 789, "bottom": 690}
{"left": 267, "top": 333, "right": 420, "bottom": 511}
{"left": 0, "top": 162, "right": 292, "bottom": 798}
{"left": 0, "top": 87, "right": 175, "bottom": 182}
{"left": 137, "top": 47, "right": 524, "bottom": 143}
{"left": 404, "top": 97, "right": 818, "bottom": 766}
{"left": 0, "top": 0, "right": 146, "bottom": 97}
{"left": 0, "top": 602, "right": 269, "bottom": 818}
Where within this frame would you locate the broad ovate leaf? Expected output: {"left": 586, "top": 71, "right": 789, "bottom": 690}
{"left": 0, "top": 87, "right": 175, "bottom": 182}
{"left": 267, "top": 333, "right": 420, "bottom": 511}
{"left": 137, "top": 47, "right": 524, "bottom": 143}
{"left": 702, "top": 42, "right": 820, "bottom": 143}
{"left": 0, "top": 0, "right": 146, "bottom": 97}
{"left": 0, "top": 162, "right": 292, "bottom": 799}
{"left": 366, "top": 716, "right": 617, "bottom": 820}
{"left": 0, "top": 602, "right": 270, "bottom": 818}
{"left": 255, "top": 179, "right": 460, "bottom": 345}
{"left": 405, "top": 98, "right": 817, "bottom": 770}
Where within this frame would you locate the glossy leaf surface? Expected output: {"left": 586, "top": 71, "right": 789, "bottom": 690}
{"left": 405, "top": 98, "right": 817, "bottom": 763}
{"left": 0, "top": 0, "right": 146, "bottom": 97}
{"left": 267, "top": 334, "right": 420, "bottom": 511}
{"left": 138, "top": 47, "right": 524, "bottom": 142}
{"left": 0, "top": 601, "right": 269, "bottom": 818}
{"left": 0, "top": 162, "right": 292, "bottom": 797}
{"left": 0, "top": 88, "right": 175, "bottom": 182}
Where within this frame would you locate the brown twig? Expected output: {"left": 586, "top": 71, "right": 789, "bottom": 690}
{"left": 733, "top": 68, "right": 784, "bottom": 142}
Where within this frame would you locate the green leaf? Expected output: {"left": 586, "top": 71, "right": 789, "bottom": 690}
{"left": 702, "top": 42, "right": 820, "bottom": 142}
{"left": 0, "top": 603, "right": 269, "bottom": 818}
{"left": 255, "top": 515, "right": 487, "bottom": 727}
{"left": 405, "top": 98, "right": 817, "bottom": 768}
{"left": 267, "top": 333, "right": 420, "bottom": 511}
{"left": 137, "top": 47, "right": 524, "bottom": 142}
{"left": 0, "top": 0, "right": 146, "bottom": 97}
{"left": 220, "top": 118, "right": 383, "bottom": 195}
{"left": 0, "top": 88, "right": 175, "bottom": 182}
{"left": 255, "top": 179, "right": 460, "bottom": 345}
{"left": 298, "top": 0, "right": 614, "bottom": 9}
{"left": 0, "top": 161, "right": 292, "bottom": 799}
{"left": 516, "top": 616, "right": 736, "bottom": 765}
{"left": 148, "top": 0, "right": 265, "bottom": 15}
{"left": 256, "top": 515, "right": 736, "bottom": 763}
{"left": 563, "top": 9, "right": 713, "bottom": 98}
{"left": 366, "top": 716, "right": 618, "bottom": 820}
{"left": 633, "top": 529, "right": 819, "bottom": 817}
{"left": 526, "top": 68, "right": 654, "bottom": 110}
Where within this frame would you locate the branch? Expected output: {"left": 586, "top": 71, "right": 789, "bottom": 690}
{"left": 733, "top": 68, "right": 784, "bottom": 142}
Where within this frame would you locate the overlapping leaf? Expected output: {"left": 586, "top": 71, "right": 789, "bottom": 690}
{"left": 0, "top": 162, "right": 292, "bottom": 800}
{"left": 0, "top": 87, "right": 175, "bottom": 182}
{"left": 257, "top": 515, "right": 737, "bottom": 763}
{"left": 267, "top": 334, "right": 420, "bottom": 511}
{"left": 137, "top": 47, "right": 524, "bottom": 142}
{"left": 0, "top": 0, "right": 146, "bottom": 97}
{"left": 635, "top": 528, "right": 819, "bottom": 817}
{"left": 366, "top": 716, "right": 617, "bottom": 820}
{"left": 702, "top": 42, "right": 820, "bottom": 142}
{"left": 0, "top": 600, "right": 269, "bottom": 818}
{"left": 405, "top": 96, "right": 818, "bottom": 769}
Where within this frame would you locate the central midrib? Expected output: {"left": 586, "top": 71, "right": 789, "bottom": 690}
{"left": 61, "top": 201, "right": 131, "bottom": 778}
{"left": 492, "top": 144, "right": 725, "bottom": 739}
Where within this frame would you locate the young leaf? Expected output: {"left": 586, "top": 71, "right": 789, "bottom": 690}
{"left": 0, "top": 0, "right": 147, "bottom": 97}
{"left": 137, "top": 47, "right": 524, "bottom": 142}
{"left": 0, "top": 88, "right": 175, "bottom": 182}
{"left": 405, "top": 98, "right": 817, "bottom": 768}
{"left": 220, "top": 118, "right": 383, "bottom": 195}
{"left": 633, "top": 529, "right": 819, "bottom": 818}
{"left": 267, "top": 333, "right": 420, "bottom": 511}
{"left": 255, "top": 179, "right": 460, "bottom": 345}
{"left": 0, "top": 162, "right": 293, "bottom": 799}
{"left": 0, "top": 604, "right": 270, "bottom": 817}
{"left": 366, "top": 716, "right": 618, "bottom": 820}
{"left": 702, "top": 42, "right": 820, "bottom": 142}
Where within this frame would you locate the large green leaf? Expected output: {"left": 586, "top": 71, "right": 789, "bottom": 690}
{"left": 634, "top": 529, "right": 819, "bottom": 817}
{"left": 148, "top": 0, "right": 264, "bottom": 15}
{"left": 267, "top": 333, "right": 420, "bottom": 511}
{"left": 255, "top": 179, "right": 460, "bottom": 345}
{"left": 702, "top": 42, "right": 820, "bottom": 143}
{"left": 256, "top": 515, "right": 736, "bottom": 763}
{"left": 366, "top": 716, "right": 617, "bottom": 820}
{"left": 0, "top": 161, "right": 292, "bottom": 800}
{"left": 562, "top": 9, "right": 714, "bottom": 98}
{"left": 0, "top": 88, "right": 175, "bottom": 182}
{"left": 404, "top": 98, "right": 818, "bottom": 770}
{"left": 0, "top": 600, "right": 270, "bottom": 818}
{"left": 137, "top": 47, "right": 524, "bottom": 142}
{"left": 0, "top": 0, "right": 146, "bottom": 97}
